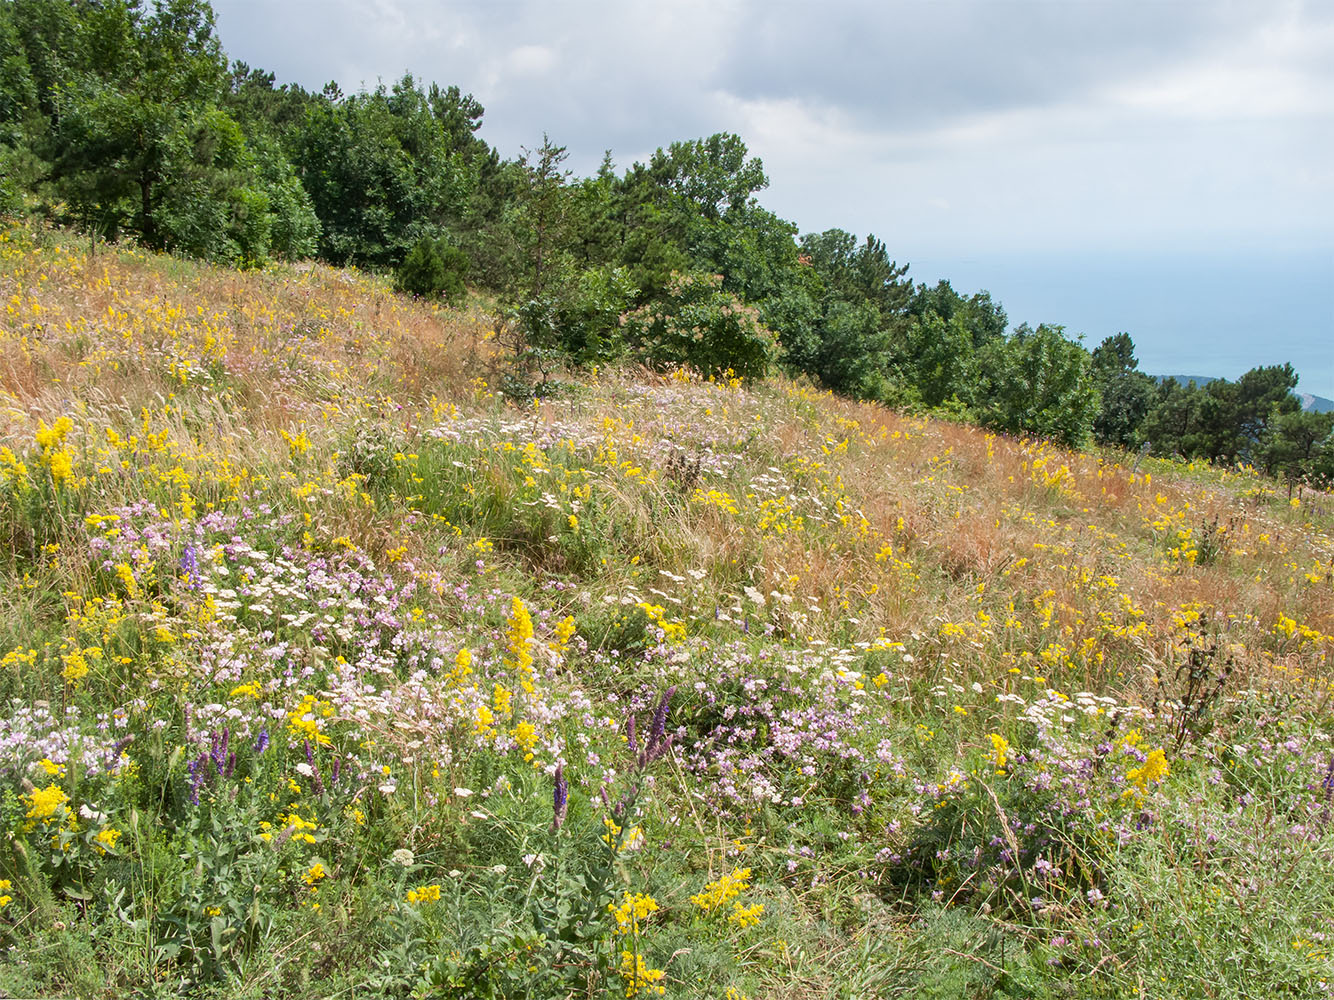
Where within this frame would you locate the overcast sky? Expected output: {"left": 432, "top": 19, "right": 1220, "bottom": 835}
{"left": 211, "top": 0, "right": 1334, "bottom": 395}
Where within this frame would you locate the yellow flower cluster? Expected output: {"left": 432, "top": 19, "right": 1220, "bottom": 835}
{"left": 988, "top": 733, "right": 1010, "bottom": 771}
{"left": 60, "top": 645, "right": 96, "bottom": 685}
{"left": 551, "top": 616, "right": 577, "bottom": 653}
{"left": 271, "top": 811, "right": 318, "bottom": 844}
{"left": 287, "top": 693, "right": 334, "bottom": 747}
{"left": 727, "top": 901, "right": 764, "bottom": 929}
{"left": 608, "top": 892, "right": 659, "bottom": 935}
{"left": 0, "top": 447, "right": 28, "bottom": 489}
{"left": 448, "top": 647, "right": 472, "bottom": 686}
{"left": 406, "top": 883, "right": 441, "bottom": 904}
{"left": 690, "top": 487, "right": 739, "bottom": 515}
{"left": 475, "top": 703, "right": 496, "bottom": 738}
{"left": 690, "top": 867, "right": 751, "bottom": 913}
{"left": 35, "top": 416, "right": 76, "bottom": 488}
{"left": 635, "top": 602, "right": 686, "bottom": 644}
{"left": 510, "top": 720, "right": 538, "bottom": 762}
{"left": 1125, "top": 748, "right": 1170, "bottom": 796}
{"left": 617, "top": 950, "right": 666, "bottom": 997}
{"left": 601, "top": 816, "right": 643, "bottom": 852}
{"left": 303, "top": 863, "right": 327, "bottom": 887}
{"left": 22, "top": 784, "right": 70, "bottom": 826}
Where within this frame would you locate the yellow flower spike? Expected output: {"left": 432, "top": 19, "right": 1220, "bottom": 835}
{"left": 504, "top": 597, "right": 535, "bottom": 681}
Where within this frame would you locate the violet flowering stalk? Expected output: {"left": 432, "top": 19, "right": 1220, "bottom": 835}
{"left": 305, "top": 739, "right": 325, "bottom": 795}
{"left": 179, "top": 543, "right": 200, "bottom": 589}
{"left": 1321, "top": 753, "right": 1334, "bottom": 825}
{"left": 187, "top": 752, "right": 211, "bottom": 805}
{"left": 626, "top": 714, "right": 639, "bottom": 757}
{"left": 636, "top": 686, "right": 676, "bottom": 771}
{"left": 107, "top": 734, "right": 134, "bottom": 769}
{"left": 648, "top": 686, "right": 675, "bottom": 749}
{"left": 550, "top": 764, "right": 568, "bottom": 833}
{"left": 209, "top": 727, "right": 230, "bottom": 775}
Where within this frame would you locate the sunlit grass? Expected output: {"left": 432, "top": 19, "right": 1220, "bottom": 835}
{"left": 0, "top": 220, "right": 1331, "bottom": 998}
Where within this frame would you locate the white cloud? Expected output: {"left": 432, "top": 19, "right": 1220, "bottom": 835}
{"left": 506, "top": 45, "right": 557, "bottom": 77}
{"left": 210, "top": 0, "right": 1334, "bottom": 255}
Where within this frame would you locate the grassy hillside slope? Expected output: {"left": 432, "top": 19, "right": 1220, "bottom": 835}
{"left": 1, "top": 222, "right": 1332, "bottom": 999}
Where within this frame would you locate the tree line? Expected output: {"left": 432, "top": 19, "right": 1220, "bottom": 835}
{"left": 2, "top": 0, "right": 1330, "bottom": 484}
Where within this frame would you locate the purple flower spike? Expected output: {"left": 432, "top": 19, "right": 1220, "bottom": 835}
{"left": 626, "top": 714, "right": 639, "bottom": 755}
{"left": 551, "top": 764, "right": 569, "bottom": 833}
{"left": 650, "top": 686, "right": 676, "bottom": 747}
{"left": 210, "top": 728, "right": 230, "bottom": 775}
{"left": 179, "top": 544, "right": 200, "bottom": 589}
{"left": 305, "top": 740, "right": 325, "bottom": 795}
{"left": 646, "top": 734, "right": 674, "bottom": 767}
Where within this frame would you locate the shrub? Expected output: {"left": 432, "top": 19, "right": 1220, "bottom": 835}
{"left": 621, "top": 271, "right": 776, "bottom": 379}
{"left": 396, "top": 237, "right": 469, "bottom": 303}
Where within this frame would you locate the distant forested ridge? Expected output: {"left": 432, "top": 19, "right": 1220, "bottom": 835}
{"left": 2, "top": 0, "right": 1330, "bottom": 483}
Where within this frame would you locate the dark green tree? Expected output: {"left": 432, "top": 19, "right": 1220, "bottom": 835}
{"left": 775, "top": 228, "right": 916, "bottom": 398}
{"left": 222, "top": 61, "right": 315, "bottom": 143}
{"left": 44, "top": 0, "right": 229, "bottom": 246}
{"left": 648, "top": 132, "right": 768, "bottom": 221}
{"left": 292, "top": 74, "right": 479, "bottom": 267}
{"left": 1090, "top": 333, "right": 1155, "bottom": 448}
{"left": 975, "top": 324, "right": 1099, "bottom": 446}
{"left": 900, "top": 309, "right": 977, "bottom": 409}
{"left": 1141, "top": 378, "right": 1202, "bottom": 457}
{"left": 1257, "top": 409, "right": 1334, "bottom": 485}
{"left": 512, "top": 134, "right": 575, "bottom": 300}
{"left": 907, "top": 279, "right": 1007, "bottom": 350}
{"left": 0, "top": 1, "right": 40, "bottom": 210}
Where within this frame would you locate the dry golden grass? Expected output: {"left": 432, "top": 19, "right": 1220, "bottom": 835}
{"left": 3, "top": 219, "right": 1330, "bottom": 709}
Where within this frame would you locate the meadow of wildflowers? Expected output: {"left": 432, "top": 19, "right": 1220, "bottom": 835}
{"left": 0, "top": 220, "right": 1332, "bottom": 998}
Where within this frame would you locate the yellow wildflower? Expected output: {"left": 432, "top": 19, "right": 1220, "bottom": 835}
{"left": 505, "top": 597, "right": 534, "bottom": 678}
{"left": 22, "top": 784, "right": 69, "bottom": 829}
{"left": 618, "top": 950, "right": 666, "bottom": 997}
{"left": 1126, "top": 748, "right": 1170, "bottom": 795}
{"left": 728, "top": 901, "right": 764, "bottom": 929}
{"left": 303, "top": 863, "right": 327, "bottom": 886}
{"left": 608, "top": 892, "right": 659, "bottom": 935}
{"left": 94, "top": 827, "right": 122, "bottom": 854}
{"left": 406, "top": 883, "right": 442, "bottom": 904}
{"left": 690, "top": 867, "right": 751, "bottom": 912}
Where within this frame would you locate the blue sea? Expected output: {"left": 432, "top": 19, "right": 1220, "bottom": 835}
{"left": 909, "top": 249, "right": 1334, "bottom": 399}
